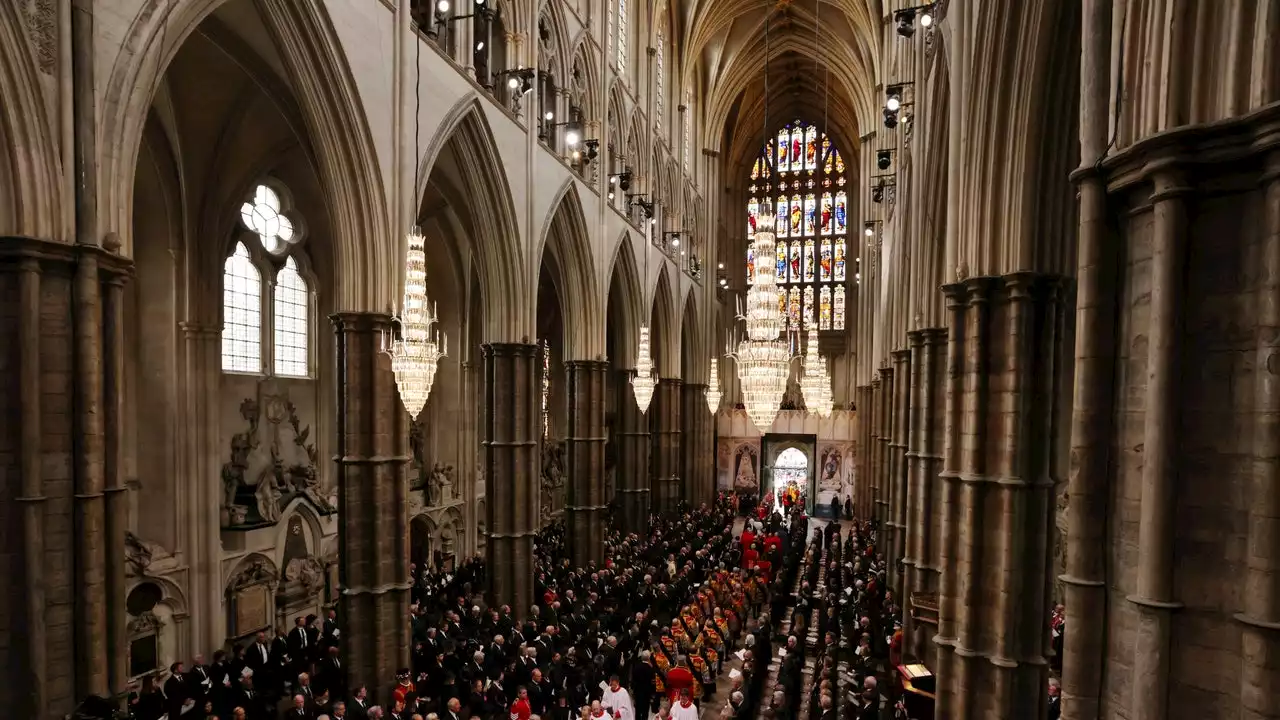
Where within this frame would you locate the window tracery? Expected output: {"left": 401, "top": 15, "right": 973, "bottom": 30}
{"left": 655, "top": 29, "right": 665, "bottom": 130}
{"left": 747, "top": 120, "right": 847, "bottom": 331}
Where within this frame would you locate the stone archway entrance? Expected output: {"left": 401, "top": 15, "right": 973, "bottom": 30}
{"left": 760, "top": 433, "right": 817, "bottom": 515}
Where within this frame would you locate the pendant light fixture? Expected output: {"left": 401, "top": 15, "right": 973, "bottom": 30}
{"left": 705, "top": 357, "right": 723, "bottom": 414}
{"left": 632, "top": 223, "right": 656, "bottom": 413}
{"left": 800, "top": 328, "right": 833, "bottom": 417}
{"left": 727, "top": 7, "right": 792, "bottom": 433}
{"left": 387, "top": 22, "right": 446, "bottom": 420}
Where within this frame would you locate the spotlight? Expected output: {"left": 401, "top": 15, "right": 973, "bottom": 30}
{"left": 886, "top": 95, "right": 901, "bottom": 112}
{"left": 618, "top": 171, "right": 633, "bottom": 192}
{"left": 544, "top": 110, "right": 554, "bottom": 121}
{"left": 920, "top": 11, "right": 933, "bottom": 27}
{"left": 680, "top": 250, "right": 686, "bottom": 256}
{"left": 876, "top": 150, "right": 892, "bottom": 171}
{"left": 507, "top": 76, "right": 520, "bottom": 90}
{"left": 856, "top": 272, "right": 862, "bottom": 281}
{"left": 864, "top": 225, "right": 874, "bottom": 237}
{"left": 565, "top": 130, "right": 581, "bottom": 146}
{"left": 609, "top": 175, "right": 617, "bottom": 185}
{"left": 584, "top": 140, "right": 600, "bottom": 161}
{"left": 475, "top": 0, "right": 485, "bottom": 4}
{"left": 437, "top": 0, "right": 450, "bottom": 13}
{"left": 476, "top": 40, "right": 485, "bottom": 52}
{"left": 572, "top": 150, "right": 581, "bottom": 160}
{"left": 895, "top": 9, "right": 916, "bottom": 37}
{"left": 672, "top": 237, "right": 680, "bottom": 248}
{"left": 717, "top": 262, "right": 724, "bottom": 270}
{"left": 883, "top": 108, "right": 899, "bottom": 129}
{"left": 872, "top": 185, "right": 885, "bottom": 204}
{"left": 720, "top": 278, "right": 728, "bottom": 286}
{"left": 608, "top": 190, "right": 615, "bottom": 200}
{"left": 649, "top": 217, "right": 656, "bottom": 226}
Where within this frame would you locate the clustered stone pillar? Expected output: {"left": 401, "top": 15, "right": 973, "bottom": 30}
{"left": 876, "top": 367, "right": 894, "bottom": 531}
{"left": 933, "top": 275, "right": 1065, "bottom": 719}
{"left": 681, "top": 384, "right": 713, "bottom": 506}
{"left": 614, "top": 370, "right": 650, "bottom": 536}
{"left": 887, "top": 349, "right": 911, "bottom": 592}
{"left": 868, "top": 378, "right": 882, "bottom": 524}
{"left": 331, "top": 312, "right": 411, "bottom": 700}
{"left": 651, "top": 378, "right": 683, "bottom": 511}
{"left": 855, "top": 384, "right": 873, "bottom": 519}
{"left": 482, "top": 343, "right": 539, "bottom": 618}
{"left": 901, "top": 327, "right": 947, "bottom": 663}
{"left": 565, "top": 360, "right": 608, "bottom": 568}
{"left": 1238, "top": 151, "right": 1280, "bottom": 720}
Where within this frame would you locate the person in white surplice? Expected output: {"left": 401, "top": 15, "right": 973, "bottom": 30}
{"left": 669, "top": 690, "right": 698, "bottom": 720}
{"left": 602, "top": 676, "right": 635, "bottom": 720}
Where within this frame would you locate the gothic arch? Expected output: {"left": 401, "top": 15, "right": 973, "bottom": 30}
{"left": 126, "top": 575, "right": 191, "bottom": 617}
{"left": 417, "top": 95, "right": 525, "bottom": 342}
{"left": 680, "top": 289, "right": 704, "bottom": 382}
{"left": 650, "top": 263, "right": 677, "bottom": 378}
{"left": 567, "top": 37, "right": 601, "bottom": 126}
{"left": 537, "top": 180, "right": 603, "bottom": 360}
{"left": 274, "top": 500, "right": 325, "bottom": 561}
{"left": 0, "top": 0, "right": 62, "bottom": 240}
{"left": 101, "top": 0, "right": 390, "bottom": 312}
{"left": 606, "top": 231, "right": 643, "bottom": 366}
{"left": 537, "top": 0, "right": 572, "bottom": 82}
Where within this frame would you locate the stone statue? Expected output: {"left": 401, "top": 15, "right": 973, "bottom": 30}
{"left": 429, "top": 463, "right": 455, "bottom": 506}
{"left": 284, "top": 556, "right": 326, "bottom": 596}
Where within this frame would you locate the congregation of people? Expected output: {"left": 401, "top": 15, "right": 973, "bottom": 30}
{"left": 113, "top": 488, "right": 1068, "bottom": 720}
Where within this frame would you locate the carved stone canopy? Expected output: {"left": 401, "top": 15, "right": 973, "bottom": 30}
{"left": 128, "top": 610, "right": 164, "bottom": 636}
{"left": 229, "top": 559, "right": 278, "bottom": 593}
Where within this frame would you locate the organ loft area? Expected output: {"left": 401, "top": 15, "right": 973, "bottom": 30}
{"left": 1, "top": 0, "right": 1278, "bottom": 719}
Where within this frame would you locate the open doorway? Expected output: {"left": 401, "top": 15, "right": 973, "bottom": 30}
{"left": 772, "top": 448, "right": 808, "bottom": 514}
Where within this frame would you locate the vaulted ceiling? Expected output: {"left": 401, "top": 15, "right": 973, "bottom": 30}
{"left": 667, "top": 0, "right": 882, "bottom": 174}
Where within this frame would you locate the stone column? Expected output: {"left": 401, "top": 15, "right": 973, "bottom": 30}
{"left": 682, "top": 384, "right": 713, "bottom": 506}
{"left": 889, "top": 348, "right": 911, "bottom": 591}
{"left": 876, "top": 366, "right": 894, "bottom": 532}
{"left": 482, "top": 343, "right": 539, "bottom": 617}
{"left": 933, "top": 275, "right": 1065, "bottom": 719}
{"left": 461, "top": 360, "right": 481, "bottom": 556}
{"left": 1128, "top": 170, "right": 1189, "bottom": 720}
{"left": 331, "top": 312, "right": 411, "bottom": 700}
{"left": 653, "top": 378, "right": 683, "bottom": 510}
{"left": 856, "top": 384, "right": 872, "bottom": 519}
{"left": 73, "top": 250, "right": 109, "bottom": 701}
{"left": 902, "top": 332, "right": 925, "bottom": 656}
{"left": 565, "top": 361, "right": 608, "bottom": 568}
{"left": 913, "top": 328, "right": 947, "bottom": 662}
{"left": 869, "top": 378, "right": 882, "bottom": 526}
{"left": 614, "top": 370, "right": 651, "bottom": 536}
{"left": 16, "top": 258, "right": 48, "bottom": 717}
{"left": 103, "top": 275, "right": 130, "bottom": 693}
{"left": 1238, "top": 150, "right": 1280, "bottom": 720}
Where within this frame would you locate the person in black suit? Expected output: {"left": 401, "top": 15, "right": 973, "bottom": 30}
{"left": 289, "top": 617, "right": 313, "bottom": 679}
{"left": 164, "top": 662, "right": 190, "bottom": 720}
{"left": 346, "top": 686, "right": 372, "bottom": 720}
{"left": 285, "top": 693, "right": 314, "bottom": 720}
{"left": 234, "top": 674, "right": 269, "bottom": 720}
{"left": 1047, "top": 679, "right": 1062, "bottom": 720}
{"left": 317, "top": 646, "right": 346, "bottom": 699}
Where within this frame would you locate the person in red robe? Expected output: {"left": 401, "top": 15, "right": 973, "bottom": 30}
{"left": 742, "top": 543, "right": 759, "bottom": 570}
{"left": 509, "top": 686, "right": 532, "bottom": 720}
{"left": 663, "top": 659, "right": 695, "bottom": 705}
{"left": 740, "top": 528, "right": 756, "bottom": 552}
{"left": 764, "top": 534, "right": 782, "bottom": 555}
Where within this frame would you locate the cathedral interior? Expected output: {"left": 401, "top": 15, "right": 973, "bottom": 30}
{"left": 2, "top": 0, "right": 1279, "bottom": 718}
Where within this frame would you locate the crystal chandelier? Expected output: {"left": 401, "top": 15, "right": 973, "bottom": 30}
{"left": 386, "top": 225, "right": 446, "bottom": 420}
{"left": 727, "top": 203, "right": 793, "bottom": 432}
{"left": 705, "top": 358, "right": 723, "bottom": 414}
{"left": 633, "top": 324, "right": 657, "bottom": 413}
{"left": 799, "top": 328, "right": 833, "bottom": 417}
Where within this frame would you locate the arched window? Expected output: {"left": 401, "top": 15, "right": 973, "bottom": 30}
{"left": 654, "top": 29, "right": 665, "bottom": 130}
{"left": 616, "top": 0, "right": 628, "bottom": 71}
{"left": 273, "top": 257, "right": 310, "bottom": 377}
{"left": 222, "top": 182, "right": 311, "bottom": 377}
{"left": 746, "top": 120, "right": 848, "bottom": 331}
{"left": 683, "top": 92, "right": 692, "bottom": 171}
{"left": 222, "top": 242, "right": 262, "bottom": 373}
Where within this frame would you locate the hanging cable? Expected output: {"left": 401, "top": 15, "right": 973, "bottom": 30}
{"left": 415, "top": 16, "right": 422, "bottom": 211}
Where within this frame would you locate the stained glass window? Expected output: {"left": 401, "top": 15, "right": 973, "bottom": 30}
{"left": 655, "top": 30, "right": 665, "bottom": 130}
{"left": 683, "top": 92, "right": 691, "bottom": 171}
{"left": 744, "top": 120, "right": 849, "bottom": 333}
{"left": 747, "top": 246, "right": 756, "bottom": 285}
{"left": 222, "top": 242, "right": 262, "bottom": 373}
{"left": 542, "top": 340, "right": 551, "bottom": 438}
{"left": 273, "top": 257, "right": 309, "bottom": 377}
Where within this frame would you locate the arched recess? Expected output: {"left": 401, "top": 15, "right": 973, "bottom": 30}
{"left": 568, "top": 38, "right": 600, "bottom": 127}
{"left": 417, "top": 95, "right": 525, "bottom": 342}
{"left": 680, "top": 291, "right": 704, "bottom": 384}
{"left": 100, "top": 0, "right": 390, "bottom": 311}
{"left": 537, "top": 180, "right": 603, "bottom": 360}
{"left": 409, "top": 514, "right": 438, "bottom": 570}
{"left": 650, "top": 264, "right": 677, "bottom": 378}
{"left": 0, "top": 0, "right": 62, "bottom": 239}
{"left": 606, "top": 232, "right": 643, "bottom": 368}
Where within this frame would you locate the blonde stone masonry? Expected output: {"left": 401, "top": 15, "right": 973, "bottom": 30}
{"left": 566, "top": 360, "right": 608, "bottom": 567}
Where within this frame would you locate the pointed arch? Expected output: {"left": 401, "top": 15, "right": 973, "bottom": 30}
{"left": 680, "top": 289, "right": 704, "bottom": 383}
{"left": 418, "top": 95, "right": 525, "bottom": 342}
{"left": 0, "top": 0, "right": 64, "bottom": 240}
{"left": 537, "top": 0, "right": 572, "bottom": 81}
{"left": 606, "top": 231, "right": 643, "bottom": 367}
{"left": 568, "top": 36, "right": 601, "bottom": 125}
{"left": 101, "top": 0, "right": 390, "bottom": 312}
{"left": 650, "top": 263, "right": 677, "bottom": 378}
{"left": 537, "top": 180, "right": 603, "bottom": 360}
